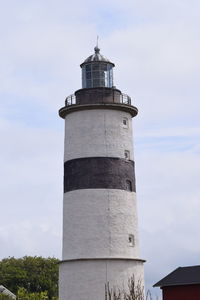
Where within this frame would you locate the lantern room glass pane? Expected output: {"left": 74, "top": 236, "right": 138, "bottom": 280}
{"left": 93, "top": 64, "right": 100, "bottom": 71}
{"left": 87, "top": 80, "right": 92, "bottom": 88}
{"left": 93, "top": 71, "right": 100, "bottom": 79}
{"left": 93, "top": 79, "right": 100, "bottom": 87}
{"left": 82, "top": 63, "right": 113, "bottom": 88}
{"left": 100, "top": 79, "right": 105, "bottom": 86}
{"left": 86, "top": 72, "right": 91, "bottom": 79}
{"left": 100, "top": 64, "right": 107, "bottom": 71}
{"left": 85, "top": 65, "right": 91, "bottom": 71}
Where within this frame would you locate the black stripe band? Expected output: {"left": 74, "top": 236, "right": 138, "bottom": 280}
{"left": 64, "top": 157, "right": 136, "bottom": 193}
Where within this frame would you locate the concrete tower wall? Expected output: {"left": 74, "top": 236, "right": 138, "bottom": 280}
{"left": 60, "top": 260, "right": 144, "bottom": 300}
{"left": 64, "top": 109, "right": 134, "bottom": 161}
{"left": 59, "top": 106, "right": 144, "bottom": 300}
{"left": 62, "top": 189, "right": 140, "bottom": 259}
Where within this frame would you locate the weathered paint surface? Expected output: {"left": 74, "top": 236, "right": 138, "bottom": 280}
{"left": 64, "top": 109, "right": 134, "bottom": 161}
{"left": 59, "top": 105, "right": 144, "bottom": 300}
{"left": 62, "top": 189, "right": 140, "bottom": 259}
{"left": 60, "top": 260, "right": 144, "bottom": 300}
{"left": 64, "top": 157, "right": 136, "bottom": 192}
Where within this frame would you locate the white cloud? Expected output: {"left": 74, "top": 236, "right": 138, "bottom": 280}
{"left": 0, "top": 118, "right": 62, "bottom": 259}
{"left": 0, "top": 220, "right": 61, "bottom": 258}
{"left": 0, "top": 0, "right": 200, "bottom": 297}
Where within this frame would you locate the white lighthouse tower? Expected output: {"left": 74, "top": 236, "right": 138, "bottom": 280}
{"left": 59, "top": 46, "right": 145, "bottom": 300}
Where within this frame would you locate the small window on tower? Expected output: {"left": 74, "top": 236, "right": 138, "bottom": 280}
{"left": 124, "top": 150, "right": 130, "bottom": 160}
{"left": 125, "top": 180, "right": 132, "bottom": 191}
{"left": 128, "top": 234, "right": 135, "bottom": 247}
{"left": 123, "top": 117, "right": 128, "bottom": 128}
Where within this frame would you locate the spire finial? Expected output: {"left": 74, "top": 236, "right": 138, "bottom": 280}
{"left": 94, "top": 35, "right": 100, "bottom": 53}
{"left": 97, "top": 35, "right": 99, "bottom": 48}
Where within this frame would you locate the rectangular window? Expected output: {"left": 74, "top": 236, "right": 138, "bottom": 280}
{"left": 125, "top": 180, "right": 132, "bottom": 191}
{"left": 123, "top": 117, "right": 128, "bottom": 128}
{"left": 124, "top": 150, "right": 130, "bottom": 160}
{"left": 128, "top": 234, "right": 135, "bottom": 247}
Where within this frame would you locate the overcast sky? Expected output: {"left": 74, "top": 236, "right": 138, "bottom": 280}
{"left": 1, "top": 0, "right": 200, "bottom": 298}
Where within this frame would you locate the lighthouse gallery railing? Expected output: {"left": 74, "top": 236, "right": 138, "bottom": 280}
{"left": 65, "top": 92, "right": 131, "bottom": 106}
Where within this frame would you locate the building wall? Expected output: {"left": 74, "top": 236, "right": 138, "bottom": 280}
{"left": 64, "top": 109, "right": 134, "bottom": 161}
{"left": 62, "top": 108, "right": 141, "bottom": 259}
{"left": 62, "top": 189, "right": 140, "bottom": 260}
{"left": 162, "top": 284, "right": 200, "bottom": 300}
{"left": 59, "top": 107, "right": 144, "bottom": 300}
{"left": 60, "top": 260, "right": 144, "bottom": 300}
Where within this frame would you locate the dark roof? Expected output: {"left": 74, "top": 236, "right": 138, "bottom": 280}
{"left": 154, "top": 265, "right": 200, "bottom": 287}
{"left": 80, "top": 47, "right": 115, "bottom": 67}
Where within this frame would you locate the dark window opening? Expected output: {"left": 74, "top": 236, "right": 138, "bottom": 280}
{"left": 123, "top": 117, "right": 128, "bottom": 128}
{"left": 126, "top": 180, "right": 132, "bottom": 191}
{"left": 129, "top": 234, "right": 135, "bottom": 247}
{"left": 124, "top": 150, "right": 130, "bottom": 160}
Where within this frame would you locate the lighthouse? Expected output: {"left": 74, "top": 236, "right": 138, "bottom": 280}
{"left": 59, "top": 46, "right": 145, "bottom": 300}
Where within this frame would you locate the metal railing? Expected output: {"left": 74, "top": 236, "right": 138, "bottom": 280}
{"left": 120, "top": 93, "right": 131, "bottom": 105}
{"left": 65, "top": 94, "right": 76, "bottom": 106}
{"left": 65, "top": 92, "right": 131, "bottom": 106}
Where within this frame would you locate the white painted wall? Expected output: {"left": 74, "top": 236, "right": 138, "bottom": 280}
{"left": 62, "top": 189, "right": 140, "bottom": 260}
{"left": 59, "top": 259, "right": 144, "bottom": 300}
{"left": 60, "top": 107, "right": 144, "bottom": 300}
{"left": 64, "top": 109, "right": 134, "bottom": 161}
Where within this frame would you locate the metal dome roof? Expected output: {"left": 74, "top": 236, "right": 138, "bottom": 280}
{"left": 80, "top": 47, "right": 115, "bottom": 67}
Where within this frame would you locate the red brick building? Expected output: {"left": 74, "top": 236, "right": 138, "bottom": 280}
{"left": 154, "top": 265, "right": 200, "bottom": 300}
